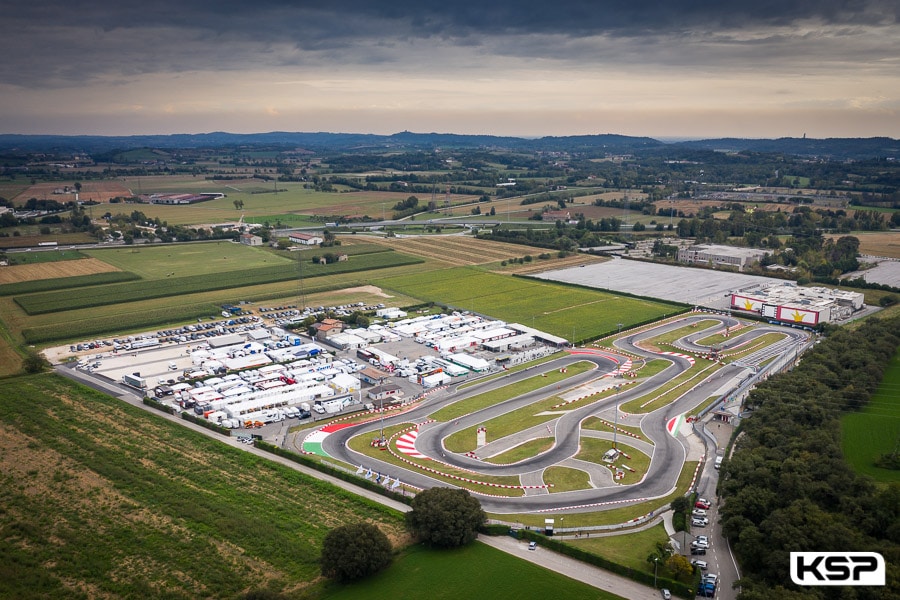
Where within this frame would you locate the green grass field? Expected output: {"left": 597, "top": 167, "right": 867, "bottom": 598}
{"left": 373, "top": 267, "right": 683, "bottom": 342}
{"left": 568, "top": 523, "right": 670, "bottom": 574}
{"left": 321, "top": 541, "right": 626, "bottom": 600}
{"left": 544, "top": 466, "right": 593, "bottom": 492}
{"left": 2, "top": 248, "right": 88, "bottom": 265}
{"left": 108, "top": 177, "right": 474, "bottom": 225}
{"left": 431, "top": 361, "right": 594, "bottom": 422}
{"left": 841, "top": 349, "right": 900, "bottom": 482}
{"left": 83, "top": 240, "right": 291, "bottom": 279}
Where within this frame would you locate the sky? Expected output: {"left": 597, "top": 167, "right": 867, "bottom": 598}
{"left": 1, "top": 1, "right": 898, "bottom": 139}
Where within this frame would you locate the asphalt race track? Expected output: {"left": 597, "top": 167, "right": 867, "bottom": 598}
{"left": 318, "top": 314, "right": 808, "bottom": 514}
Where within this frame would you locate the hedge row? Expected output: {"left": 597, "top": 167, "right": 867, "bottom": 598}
{"left": 253, "top": 439, "right": 412, "bottom": 507}
{"left": 142, "top": 396, "right": 176, "bottom": 415}
{"left": 181, "top": 411, "right": 231, "bottom": 436}
{"left": 0, "top": 271, "right": 141, "bottom": 297}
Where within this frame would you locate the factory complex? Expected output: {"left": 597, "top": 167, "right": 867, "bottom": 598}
{"left": 730, "top": 283, "right": 865, "bottom": 325}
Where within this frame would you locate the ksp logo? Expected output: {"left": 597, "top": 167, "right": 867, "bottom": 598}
{"left": 790, "top": 552, "right": 885, "bottom": 586}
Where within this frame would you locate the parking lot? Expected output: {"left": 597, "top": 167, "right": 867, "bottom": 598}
{"left": 53, "top": 303, "right": 548, "bottom": 441}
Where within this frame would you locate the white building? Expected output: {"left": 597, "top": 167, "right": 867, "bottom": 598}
{"left": 289, "top": 232, "right": 324, "bottom": 245}
{"left": 677, "top": 244, "right": 768, "bottom": 271}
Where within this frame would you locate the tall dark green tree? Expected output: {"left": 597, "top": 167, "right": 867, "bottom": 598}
{"left": 320, "top": 522, "right": 392, "bottom": 582}
{"left": 406, "top": 487, "right": 485, "bottom": 548}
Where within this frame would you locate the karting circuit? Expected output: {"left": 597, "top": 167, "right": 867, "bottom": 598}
{"left": 299, "top": 313, "right": 809, "bottom": 515}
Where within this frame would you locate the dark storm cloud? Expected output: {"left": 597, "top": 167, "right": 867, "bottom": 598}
{"left": 2, "top": 0, "right": 897, "bottom": 87}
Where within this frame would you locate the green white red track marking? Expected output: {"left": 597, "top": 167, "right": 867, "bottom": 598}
{"left": 667, "top": 414, "right": 685, "bottom": 437}
{"left": 301, "top": 423, "right": 354, "bottom": 456}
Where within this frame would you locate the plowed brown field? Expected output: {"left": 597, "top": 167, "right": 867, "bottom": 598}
{"left": 13, "top": 181, "right": 132, "bottom": 205}
{"left": 0, "top": 257, "right": 120, "bottom": 284}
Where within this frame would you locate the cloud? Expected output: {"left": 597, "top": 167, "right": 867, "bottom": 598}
{"left": 1, "top": 1, "right": 897, "bottom": 137}
{"left": 2, "top": 0, "right": 897, "bottom": 88}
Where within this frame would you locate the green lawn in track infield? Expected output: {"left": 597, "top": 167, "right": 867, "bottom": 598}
{"left": 319, "top": 540, "right": 627, "bottom": 600}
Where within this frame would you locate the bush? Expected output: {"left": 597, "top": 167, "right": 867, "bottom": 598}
{"left": 320, "top": 522, "right": 392, "bottom": 581}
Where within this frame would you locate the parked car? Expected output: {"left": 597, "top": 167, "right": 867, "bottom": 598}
{"left": 691, "top": 540, "right": 710, "bottom": 549}
{"left": 691, "top": 517, "right": 709, "bottom": 527}
{"left": 695, "top": 535, "right": 709, "bottom": 545}
{"left": 692, "top": 508, "right": 707, "bottom": 518}
{"left": 528, "top": 541, "right": 537, "bottom": 551}
{"left": 691, "top": 559, "right": 708, "bottom": 570}
{"left": 703, "top": 574, "right": 718, "bottom": 586}
{"left": 660, "top": 590, "right": 671, "bottom": 600}
{"left": 691, "top": 547, "right": 707, "bottom": 556}
{"left": 695, "top": 498, "right": 711, "bottom": 509}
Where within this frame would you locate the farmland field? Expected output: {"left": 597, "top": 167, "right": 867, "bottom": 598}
{"left": 841, "top": 349, "right": 900, "bottom": 482}
{"left": 15, "top": 250, "right": 423, "bottom": 315}
{"left": 824, "top": 231, "right": 900, "bottom": 259}
{"left": 62, "top": 175, "right": 482, "bottom": 226}
{"left": 372, "top": 267, "right": 683, "bottom": 342}
{"left": 359, "top": 234, "right": 566, "bottom": 267}
{"left": 0, "top": 256, "right": 119, "bottom": 284}
{"left": 11, "top": 180, "right": 132, "bottom": 204}
{"left": 82, "top": 240, "right": 291, "bottom": 279}
{"left": 0, "top": 374, "right": 408, "bottom": 599}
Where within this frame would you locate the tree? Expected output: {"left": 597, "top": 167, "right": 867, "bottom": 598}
{"left": 406, "top": 487, "right": 485, "bottom": 548}
{"left": 320, "top": 522, "right": 392, "bottom": 581}
{"left": 22, "top": 349, "right": 48, "bottom": 374}
{"left": 665, "top": 553, "right": 694, "bottom": 580}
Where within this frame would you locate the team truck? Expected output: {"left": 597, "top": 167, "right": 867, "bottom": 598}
{"left": 122, "top": 373, "right": 148, "bottom": 390}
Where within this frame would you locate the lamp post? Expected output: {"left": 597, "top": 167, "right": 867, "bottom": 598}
{"left": 379, "top": 376, "right": 386, "bottom": 444}
{"left": 654, "top": 557, "right": 658, "bottom": 589}
{"left": 613, "top": 384, "right": 621, "bottom": 450}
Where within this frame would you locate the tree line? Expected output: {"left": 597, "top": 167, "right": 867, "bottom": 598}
{"left": 719, "top": 315, "right": 900, "bottom": 599}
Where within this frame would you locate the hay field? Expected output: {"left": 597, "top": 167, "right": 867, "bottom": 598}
{"left": 12, "top": 180, "right": 132, "bottom": 204}
{"left": 825, "top": 231, "right": 900, "bottom": 258}
{"left": 0, "top": 257, "right": 120, "bottom": 284}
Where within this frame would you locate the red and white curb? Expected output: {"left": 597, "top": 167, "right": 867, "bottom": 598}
{"left": 593, "top": 418, "right": 643, "bottom": 440}
{"left": 395, "top": 428, "right": 427, "bottom": 459}
{"left": 660, "top": 351, "right": 696, "bottom": 366}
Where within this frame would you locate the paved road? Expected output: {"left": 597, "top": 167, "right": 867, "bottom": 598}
{"left": 479, "top": 534, "right": 661, "bottom": 600}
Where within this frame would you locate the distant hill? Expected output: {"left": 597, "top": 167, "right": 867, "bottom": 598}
{"left": 0, "top": 131, "right": 897, "bottom": 160}
{"left": 673, "top": 136, "right": 900, "bottom": 160}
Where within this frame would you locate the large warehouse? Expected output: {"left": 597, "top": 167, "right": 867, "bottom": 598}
{"left": 730, "top": 283, "right": 865, "bottom": 325}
